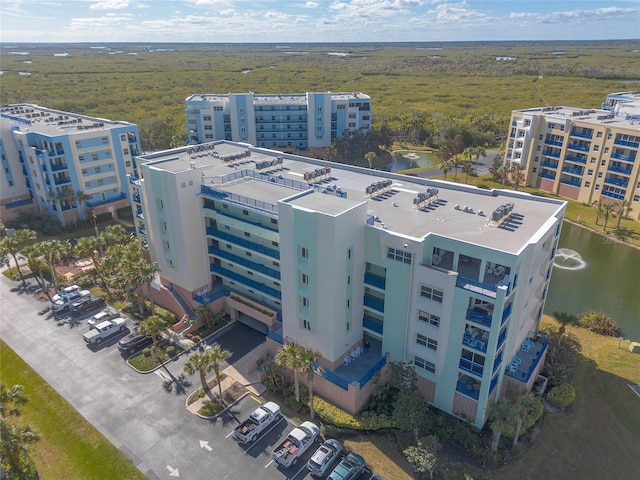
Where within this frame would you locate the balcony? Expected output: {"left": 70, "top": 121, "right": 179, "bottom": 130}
{"left": 54, "top": 176, "right": 72, "bottom": 186}
{"left": 611, "top": 152, "right": 636, "bottom": 162}
{"left": 601, "top": 190, "right": 625, "bottom": 200}
{"left": 561, "top": 167, "right": 584, "bottom": 176}
{"left": 457, "top": 275, "right": 510, "bottom": 299}
{"left": 608, "top": 165, "right": 633, "bottom": 175}
{"left": 560, "top": 178, "right": 581, "bottom": 187}
{"left": 208, "top": 246, "right": 281, "bottom": 280}
{"left": 363, "top": 295, "right": 385, "bottom": 313}
{"left": 456, "top": 378, "right": 480, "bottom": 401}
{"left": 85, "top": 192, "right": 126, "bottom": 208}
{"left": 544, "top": 139, "right": 563, "bottom": 147}
{"left": 459, "top": 358, "right": 484, "bottom": 377}
{"left": 539, "top": 171, "right": 556, "bottom": 180}
{"left": 321, "top": 337, "right": 385, "bottom": 391}
{"left": 193, "top": 287, "right": 230, "bottom": 305}
{"left": 564, "top": 154, "right": 587, "bottom": 164}
{"left": 363, "top": 316, "right": 383, "bottom": 334}
{"left": 570, "top": 130, "right": 593, "bottom": 139}
{"left": 205, "top": 227, "right": 280, "bottom": 259}
{"left": 614, "top": 138, "right": 639, "bottom": 149}
{"left": 364, "top": 272, "right": 386, "bottom": 290}
{"left": 540, "top": 160, "right": 559, "bottom": 169}
{"left": 501, "top": 303, "right": 512, "bottom": 324}
{"left": 566, "top": 143, "right": 589, "bottom": 152}
{"left": 466, "top": 307, "right": 493, "bottom": 328}
{"left": 210, "top": 264, "right": 281, "bottom": 300}
{"left": 604, "top": 177, "right": 628, "bottom": 188}
{"left": 505, "top": 333, "right": 549, "bottom": 383}
{"left": 542, "top": 149, "right": 560, "bottom": 158}
{"left": 493, "top": 350, "right": 504, "bottom": 374}
{"left": 50, "top": 163, "right": 68, "bottom": 172}
{"left": 462, "top": 332, "right": 488, "bottom": 353}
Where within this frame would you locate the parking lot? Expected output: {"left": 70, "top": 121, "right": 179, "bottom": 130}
{"left": 0, "top": 276, "right": 378, "bottom": 480}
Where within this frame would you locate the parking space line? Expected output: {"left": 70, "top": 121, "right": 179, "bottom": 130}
{"left": 264, "top": 458, "right": 275, "bottom": 468}
{"left": 249, "top": 395, "right": 262, "bottom": 404}
{"left": 225, "top": 430, "right": 235, "bottom": 438}
{"left": 288, "top": 461, "right": 310, "bottom": 480}
{"left": 242, "top": 415, "right": 286, "bottom": 453}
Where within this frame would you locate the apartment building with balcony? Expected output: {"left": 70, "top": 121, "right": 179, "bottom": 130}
{"left": 131, "top": 140, "right": 565, "bottom": 428}
{"left": 506, "top": 92, "right": 640, "bottom": 220}
{"left": 0, "top": 104, "right": 141, "bottom": 223}
{"left": 184, "top": 92, "right": 371, "bottom": 152}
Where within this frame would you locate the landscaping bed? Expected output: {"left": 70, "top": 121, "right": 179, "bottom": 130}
{"left": 127, "top": 339, "right": 183, "bottom": 372}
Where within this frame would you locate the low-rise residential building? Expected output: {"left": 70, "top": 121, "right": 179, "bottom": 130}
{"left": 185, "top": 92, "right": 371, "bottom": 152}
{"left": 1, "top": 104, "right": 141, "bottom": 223}
{"left": 131, "top": 140, "right": 565, "bottom": 428}
{"left": 506, "top": 91, "right": 640, "bottom": 220}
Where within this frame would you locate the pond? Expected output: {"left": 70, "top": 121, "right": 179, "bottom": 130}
{"left": 545, "top": 222, "right": 640, "bottom": 341}
{"left": 389, "top": 150, "right": 440, "bottom": 172}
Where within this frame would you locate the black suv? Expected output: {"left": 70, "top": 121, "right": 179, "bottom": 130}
{"left": 117, "top": 334, "right": 153, "bottom": 355}
{"left": 70, "top": 296, "right": 105, "bottom": 315}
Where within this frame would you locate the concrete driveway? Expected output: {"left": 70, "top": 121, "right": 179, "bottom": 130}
{"left": 1, "top": 274, "right": 379, "bottom": 480}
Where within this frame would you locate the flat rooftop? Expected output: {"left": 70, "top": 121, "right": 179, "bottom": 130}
{"left": 186, "top": 92, "right": 370, "bottom": 103}
{"left": 1, "top": 104, "right": 132, "bottom": 136}
{"left": 138, "top": 141, "right": 566, "bottom": 254}
{"left": 515, "top": 105, "right": 640, "bottom": 131}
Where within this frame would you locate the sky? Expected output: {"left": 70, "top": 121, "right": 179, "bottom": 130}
{"left": 1, "top": 0, "right": 639, "bottom": 44}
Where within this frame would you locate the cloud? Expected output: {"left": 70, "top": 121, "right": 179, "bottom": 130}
{"left": 69, "top": 12, "right": 133, "bottom": 29}
{"left": 432, "top": 1, "right": 490, "bottom": 24}
{"left": 509, "top": 6, "right": 640, "bottom": 25}
{"left": 89, "top": 0, "right": 129, "bottom": 10}
{"left": 305, "top": 1, "right": 319, "bottom": 7}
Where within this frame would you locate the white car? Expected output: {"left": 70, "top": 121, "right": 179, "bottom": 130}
{"left": 51, "top": 285, "right": 80, "bottom": 303}
{"left": 88, "top": 308, "right": 119, "bottom": 329}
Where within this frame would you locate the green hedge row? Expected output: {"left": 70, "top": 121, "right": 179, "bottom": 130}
{"left": 313, "top": 397, "right": 396, "bottom": 431}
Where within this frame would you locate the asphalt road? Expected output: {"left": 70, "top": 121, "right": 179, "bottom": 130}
{"left": 0, "top": 275, "right": 378, "bottom": 480}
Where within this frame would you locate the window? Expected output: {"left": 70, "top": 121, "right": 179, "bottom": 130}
{"left": 420, "top": 285, "right": 443, "bottom": 303}
{"left": 81, "top": 169, "right": 87, "bottom": 175}
{"left": 300, "top": 296, "right": 309, "bottom": 308}
{"left": 596, "top": 185, "right": 600, "bottom": 190}
{"left": 417, "top": 334, "right": 438, "bottom": 350}
{"left": 303, "top": 319, "right": 311, "bottom": 330}
{"left": 244, "top": 231, "right": 250, "bottom": 238}
{"left": 120, "top": 134, "right": 126, "bottom": 141}
{"left": 78, "top": 155, "right": 84, "bottom": 162}
{"left": 245, "top": 251, "right": 252, "bottom": 257}
{"left": 101, "top": 137, "right": 109, "bottom": 144}
{"left": 461, "top": 349, "right": 485, "bottom": 366}
{"left": 588, "top": 169, "right": 593, "bottom": 176}
{"left": 317, "top": 107, "right": 322, "bottom": 112}
{"left": 97, "top": 179, "right": 104, "bottom": 186}
{"left": 585, "top": 182, "right": 591, "bottom": 187}
{"left": 604, "top": 147, "right": 609, "bottom": 153}
{"left": 300, "top": 246, "right": 309, "bottom": 259}
{"left": 597, "top": 132, "right": 603, "bottom": 138}
{"left": 634, "top": 195, "right": 640, "bottom": 202}
{"left": 591, "top": 157, "right": 596, "bottom": 163}
{"left": 418, "top": 310, "right": 440, "bottom": 327}
{"left": 92, "top": 154, "right": 99, "bottom": 161}
{"left": 594, "top": 145, "right": 599, "bottom": 151}
{"left": 598, "top": 172, "right": 603, "bottom": 178}
{"left": 415, "top": 356, "right": 436, "bottom": 373}
{"left": 272, "top": 240, "right": 278, "bottom": 247}
{"left": 123, "top": 148, "right": 129, "bottom": 155}
{"left": 126, "top": 161, "right": 131, "bottom": 168}
{"left": 242, "top": 209, "right": 249, "bottom": 216}
{"left": 387, "top": 247, "right": 412, "bottom": 264}
{"left": 301, "top": 272, "right": 309, "bottom": 284}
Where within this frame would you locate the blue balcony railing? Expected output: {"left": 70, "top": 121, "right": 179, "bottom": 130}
{"left": 363, "top": 295, "right": 385, "bottom": 313}
{"left": 505, "top": 335, "right": 549, "bottom": 383}
{"left": 544, "top": 139, "right": 563, "bottom": 147}
{"left": 462, "top": 333, "right": 488, "bottom": 353}
{"left": 49, "top": 163, "right": 68, "bottom": 172}
{"left": 501, "top": 303, "right": 512, "bottom": 324}
{"left": 570, "top": 130, "right": 593, "bottom": 139}
{"left": 363, "top": 316, "right": 383, "bottom": 334}
{"left": 539, "top": 171, "right": 556, "bottom": 180}
{"left": 493, "top": 350, "right": 503, "bottom": 374}
{"left": 601, "top": 190, "right": 625, "bottom": 200}
{"left": 490, "top": 374, "right": 499, "bottom": 394}
{"left": 564, "top": 154, "right": 587, "bottom": 164}
{"left": 364, "top": 272, "right": 386, "bottom": 290}
{"left": 567, "top": 144, "right": 589, "bottom": 152}
{"left": 85, "top": 192, "right": 126, "bottom": 208}
{"left": 205, "top": 227, "right": 280, "bottom": 259}
{"left": 611, "top": 152, "right": 636, "bottom": 162}
{"left": 614, "top": 138, "right": 640, "bottom": 148}
{"left": 542, "top": 149, "right": 560, "bottom": 158}
{"left": 210, "top": 264, "right": 281, "bottom": 299}
{"left": 457, "top": 276, "right": 501, "bottom": 299}
{"left": 193, "top": 288, "right": 230, "bottom": 305}
{"left": 5, "top": 198, "right": 33, "bottom": 209}
{"left": 459, "top": 358, "right": 484, "bottom": 377}
{"left": 560, "top": 178, "right": 581, "bottom": 187}
{"left": 456, "top": 380, "right": 480, "bottom": 400}
{"left": 359, "top": 356, "right": 387, "bottom": 386}
{"left": 604, "top": 177, "right": 628, "bottom": 188}
{"left": 608, "top": 165, "right": 633, "bottom": 175}
{"left": 466, "top": 308, "right": 493, "bottom": 328}
{"left": 497, "top": 327, "right": 507, "bottom": 350}
{"left": 208, "top": 246, "right": 281, "bottom": 280}
{"left": 540, "top": 161, "right": 558, "bottom": 169}
{"left": 562, "top": 167, "right": 584, "bottom": 176}
{"left": 318, "top": 368, "right": 349, "bottom": 391}
{"left": 267, "top": 330, "right": 284, "bottom": 345}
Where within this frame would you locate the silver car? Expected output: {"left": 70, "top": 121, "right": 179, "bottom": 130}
{"left": 306, "top": 439, "right": 342, "bottom": 477}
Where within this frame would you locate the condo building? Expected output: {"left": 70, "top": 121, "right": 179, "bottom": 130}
{"left": 1, "top": 104, "right": 141, "bottom": 223}
{"left": 506, "top": 91, "right": 640, "bottom": 220}
{"left": 130, "top": 140, "right": 565, "bottom": 428}
{"left": 184, "top": 92, "right": 371, "bottom": 152}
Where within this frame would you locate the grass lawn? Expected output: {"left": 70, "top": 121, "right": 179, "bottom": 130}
{"left": 0, "top": 340, "right": 146, "bottom": 480}
{"left": 494, "top": 317, "right": 640, "bottom": 480}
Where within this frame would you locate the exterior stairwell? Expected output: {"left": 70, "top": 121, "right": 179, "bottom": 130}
{"left": 166, "top": 284, "right": 197, "bottom": 320}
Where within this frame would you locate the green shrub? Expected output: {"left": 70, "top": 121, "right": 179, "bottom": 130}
{"left": 142, "top": 348, "right": 151, "bottom": 357}
{"left": 199, "top": 401, "right": 222, "bottom": 417}
{"left": 313, "top": 397, "right": 395, "bottom": 430}
{"left": 547, "top": 383, "right": 576, "bottom": 408}
{"left": 165, "top": 345, "right": 176, "bottom": 357}
{"left": 579, "top": 310, "right": 621, "bottom": 337}
{"left": 155, "top": 305, "right": 176, "bottom": 324}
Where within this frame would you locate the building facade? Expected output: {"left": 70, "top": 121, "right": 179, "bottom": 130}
{"left": 184, "top": 92, "right": 371, "bottom": 152}
{"left": 506, "top": 91, "right": 640, "bottom": 220}
{"left": 1, "top": 104, "right": 141, "bottom": 223}
{"left": 131, "top": 141, "right": 565, "bottom": 428}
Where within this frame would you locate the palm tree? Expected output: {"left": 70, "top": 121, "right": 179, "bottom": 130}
{"left": 489, "top": 398, "right": 514, "bottom": 452}
{"left": 0, "top": 220, "right": 6, "bottom": 237}
{"left": 602, "top": 202, "right": 615, "bottom": 231}
{"left": 75, "top": 236, "right": 109, "bottom": 292}
{"left": 184, "top": 351, "right": 216, "bottom": 394}
{"left": 1, "top": 420, "right": 39, "bottom": 474}
{"left": 0, "top": 229, "right": 37, "bottom": 285}
{"left": 39, "top": 239, "right": 67, "bottom": 291}
{"left": 275, "top": 342, "right": 303, "bottom": 402}
{"left": 511, "top": 392, "right": 539, "bottom": 448}
{"left": 615, "top": 199, "right": 632, "bottom": 232}
{"left": 138, "top": 315, "right": 167, "bottom": 356}
{"left": 461, "top": 161, "right": 475, "bottom": 184}
{"left": 592, "top": 200, "right": 604, "bottom": 226}
{"left": 511, "top": 164, "right": 524, "bottom": 191}
{"left": 0, "top": 384, "right": 28, "bottom": 419}
{"left": 298, "top": 347, "right": 323, "bottom": 419}
{"left": 499, "top": 164, "right": 510, "bottom": 189}
{"left": 365, "top": 151, "right": 376, "bottom": 171}
{"left": 21, "top": 244, "right": 48, "bottom": 296}
{"left": 440, "top": 159, "right": 452, "bottom": 181}
{"left": 60, "top": 188, "right": 77, "bottom": 224}
{"left": 451, "top": 156, "right": 463, "bottom": 182}
{"left": 207, "top": 344, "right": 231, "bottom": 400}
{"left": 75, "top": 190, "right": 91, "bottom": 221}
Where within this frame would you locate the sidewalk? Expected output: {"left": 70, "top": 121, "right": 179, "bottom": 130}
{"left": 186, "top": 343, "right": 268, "bottom": 415}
